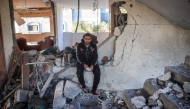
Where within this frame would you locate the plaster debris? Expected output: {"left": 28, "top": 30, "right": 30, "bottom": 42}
{"left": 131, "top": 96, "right": 146, "bottom": 108}
{"left": 157, "top": 72, "right": 171, "bottom": 86}
{"left": 166, "top": 81, "right": 174, "bottom": 88}
{"left": 64, "top": 80, "right": 82, "bottom": 99}
{"left": 76, "top": 94, "right": 99, "bottom": 107}
{"left": 151, "top": 106, "right": 161, "bottom": 109}
{"left": 172, "top": 84, "right": 183, "bottom": 93}
{"left": 53, "top": 81, "right": 66, "bottom": 109}
{"left": 176, "top": 93, "right": 184, "bottom": 99}
{"left": 183, "top": 82, "right": 190, "bottom": 93}
{"left": 148, "top": 98, "right": 157, "bottom": 106}
{"left": 143, "top": 105, "right": 150, "bottom": 109}
{"left": 157, "top": 100, "right": 163, "bottom": 108}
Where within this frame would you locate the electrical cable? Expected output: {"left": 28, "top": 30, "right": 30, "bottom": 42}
{"left": 75, "top": 0, "right": 80, "bottom": 33}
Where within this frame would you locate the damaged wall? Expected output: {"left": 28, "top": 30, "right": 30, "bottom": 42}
{"left": 98, "top": 0, "right": 190, "bottom": 90}
{"left": 0, "top": 0, "right": 14, "bottom": 71}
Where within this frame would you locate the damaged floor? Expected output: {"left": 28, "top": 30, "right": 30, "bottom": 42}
{"left": 0, "top": 44, "right": 190, "bottom": 109}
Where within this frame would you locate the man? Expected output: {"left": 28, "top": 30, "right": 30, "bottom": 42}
{"left": 76, "top": 33, "right": 100, "bottom": 95}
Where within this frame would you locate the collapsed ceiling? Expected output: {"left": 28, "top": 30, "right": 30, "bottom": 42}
{"left": 137, "top": 0, "right": 190, "bottom": 30}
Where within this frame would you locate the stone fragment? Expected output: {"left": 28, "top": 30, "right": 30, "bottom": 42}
{"left": 157, "top": 72, "right": 171, "bottom": 86}
{"left": 172, "top": 84, "right": 183, "bottom": 93}
{"left": 14, "top": 89, "right": 34, "bottom": 103}
{"left": 148, "top": 98, "right": 157, "bottom": 106}
{"left": 143, "top": 106, "right": 150, "bottom": 109}
{"left": 150, "top": 87, "right": 172, "bottom": 100}
{"left": 64, "top": 80, "right": 82, "bottom": 99}
{"left": 157, "top": 100, "right": 163, "bottom": 108}
{"left": 102, "top": 100, "right": 119, "bottom": 109}
{"left": 118, "top": 100, "right": 125, "bottom": 106}
{"left": 166, "top": 81, "right": 174, "bottom": 88}
{"left": 76, "top": 94, "right": 99, "bottom": 107}
{"left": 53, "top": 81, "right": 66, "bottom": 109}
{"left": 176, "top": 93, "right": 184, "bottom": 99}
{"left": 102, "top": 56, "right": 108, "bottom": 63}
{"left": 131, "top": 96, "right": 146, "bottom": 108}
{"left": 183, "top": 82, "right": 190, "bottom": 93}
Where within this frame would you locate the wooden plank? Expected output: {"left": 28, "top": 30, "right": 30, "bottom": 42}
{"left": 0, "top": 84, "right": 20, "bottom": 103}
{"left": 21, "top": 52, "right": 29, "bottom": 90}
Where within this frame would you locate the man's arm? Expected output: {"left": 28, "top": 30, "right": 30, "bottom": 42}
{"left": 91, "top": 45, "right": 98, "bottom": 66}
{"left": 76, "top": 43, "right": 85, "bottom": 65}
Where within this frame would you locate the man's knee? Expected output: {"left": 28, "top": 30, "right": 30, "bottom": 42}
{"left": 93, "top": 65, "right": 101, "bottom": 76}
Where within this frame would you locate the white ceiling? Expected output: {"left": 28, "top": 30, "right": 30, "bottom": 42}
{"left": 51, "top": 0, "right": 109, "bottom": 9}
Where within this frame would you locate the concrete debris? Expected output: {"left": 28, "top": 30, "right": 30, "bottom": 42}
{"left": 172, "top": 84, "right": 183, "bottom": 93}
{"left": 28, "top": 50, "right": 37, "bottom": 57}
{"left": 151, "top": 106, "right": 161, "bottom": 109}
{"left": 118, "top": 100, "right": 125, "bottom": 106}
{"left": 166, "top": 81, "right": 174, "bottom": 88}
{"left": 53, "top": 81, "right": 66, "bottom": 109}
{"left": 148, "top": 98, "right": 157, "bottom": 106}
{"left": 156, "top": 100, "right": 163, "bottom": 108}
{"left": 102, "top": 100, "right": 119, "bottom": 109}
{"left": 176, "top": 92, "right": 184, "bottom": 99}
{"left": 64, "top": 80, "right": 82, "bottom": 99}
{"left": 150, "top": 87, "right": 172, "bottom": 100}
{"left": 143, "top": 105, "right": 150, "bottom": 109}
{"left": 14, "top": 89, "right": 34, "bottom": 103}
{"left": 183, "top": 82, "right": 190, "bottom": 93}
{"left": 157, "top": 72, "right": 171, "bottom": 86}
{"left": 76, "top": 94, "right": 99, "bottom": 107}
{"left": 131, "top": 96, "right": 146, "bottom": 108}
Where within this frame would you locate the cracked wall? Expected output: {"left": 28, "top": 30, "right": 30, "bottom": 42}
{"left": 97, "top": 0, "right": 190, "bottom": 90}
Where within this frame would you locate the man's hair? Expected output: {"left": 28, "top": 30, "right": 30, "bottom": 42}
{"left": 83, "top": 33, "right": 92, "bottom": 39}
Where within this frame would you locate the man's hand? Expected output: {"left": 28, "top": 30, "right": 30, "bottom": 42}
{"left": 90, "top": 65, "right": 94, "bottom": 71}
{"left": 84, "top": 64, "right": 88, "bottom": 69}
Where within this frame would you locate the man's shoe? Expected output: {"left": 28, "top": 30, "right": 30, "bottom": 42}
{"left": 92, "top": 90, "right": 99, "bottom": 96}
{"left": 83, "top": 88, "right": 88, "bottom": 93}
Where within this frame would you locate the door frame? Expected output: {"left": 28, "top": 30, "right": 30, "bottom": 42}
{"left": 0, "top": 15, "right": 6, "bottom": 74}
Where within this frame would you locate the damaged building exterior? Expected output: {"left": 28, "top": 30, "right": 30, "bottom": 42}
{"left": 0, "top": 0, "right": 190, "bottom": 109}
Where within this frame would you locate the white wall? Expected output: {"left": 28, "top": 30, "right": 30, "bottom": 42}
{"left": 0, "top": 0, "right": 14, "bottom": 71}
{"left": 61, "top": 32, "right": 109, "bottom": 50}
{"left": 98, "top": 0, "right": 190, "bottom": 90}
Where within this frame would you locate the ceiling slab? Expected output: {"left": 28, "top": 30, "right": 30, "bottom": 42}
{"left": 137, "top": 0, "right": 190, "bottom": 30}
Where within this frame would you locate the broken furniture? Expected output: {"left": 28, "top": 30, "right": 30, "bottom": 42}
{"left": 17, "top": 36, "right": 54, "bottom": 51}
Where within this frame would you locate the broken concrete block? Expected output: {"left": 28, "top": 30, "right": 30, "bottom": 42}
{"left": 131, "top": 96, "right": 146, "bottom": 108}
{"left": 157, "top": 72, "right": 171, "bottom": 86}
{"left": 166, "top": 81, "right": 174, "bottom": 88}
{"left": 183, "top": 82, "right": 190, "bottom": 93}
{"left": 156, "top": 100, "right": 163, "bottom": 108}
{"left": 148, "top": 98, "right": 157, "bottom": 106}
{"left": 102, "top": 100, "right": 119, "bottom": 109}
{"left": 53, "top": 81, "right": 66, "bottom": 109}
{"left": 176, "top": 92, "right": 184, "bottom": 99}
{"left": 143, "top": 106, "right": 150, "bottom": 109}
{"left": 14, "top": 89, "right": 34, "bottom": 103}
{"left": 76, "top": 94, "right": 98, "bottom": 107}
{"left": 172, "top": 84, "right": 183, "bottom": 93}
{"left": 150, "top": 87, "right": 172, "bottom": 100}
{"left": 64, "top": 80, "right": 82, "bottom": 99}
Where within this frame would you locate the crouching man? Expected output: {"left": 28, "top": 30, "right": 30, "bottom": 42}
{"left": 76, "top": 33, "right": 100, "bottom": 95}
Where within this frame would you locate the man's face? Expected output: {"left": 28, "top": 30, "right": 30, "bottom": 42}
{"left": 84, "top": 36, "right": 92, "bottom": 45}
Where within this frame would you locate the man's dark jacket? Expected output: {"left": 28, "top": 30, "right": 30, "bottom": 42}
{"left": 76, "top": 39, "right": 98, "bottom": 66}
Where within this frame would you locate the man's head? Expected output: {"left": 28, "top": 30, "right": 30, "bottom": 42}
{"left": 83, "top": 33, "right": 92, "bottom": 45}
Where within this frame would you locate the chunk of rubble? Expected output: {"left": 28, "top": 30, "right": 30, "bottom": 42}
{"left": 172, "top": 84, "right": 183, "bottom": 93}
{"left": 76, "top": 94, "right": 99, "bottom": 107}
{"left": 14, "top": 89, "right": 34, "bottom": 103}
{"left": 166, "top": 81, "right": 174, "bottom": 88}
{"left": 131, "top": 96, "right": 146, "bottom": 108}
{"left": 143, "top": 106, "right": 150, "bottom": 109}
{"left": 157, "top": 100, "right": 163, "bottom": 108}
{"left": 102, "top": 100, "right": 119, "bottom": 109}
{"left": 150, "top": 87, "right": 172, "bottom": 100}
{"left": 151, "top": 106, "right": 161, "bottom": 109}
{"left": 148, "top": 97, "right": 157, "bottom": 106}
{"left": 157, "top": 72, "right": 171, "bottom": 86}
{"left": 64, "top": 80, "right": 82, "bottom": 99}
{"left": 176, "top": 92, "right": 184, "bottom": 99}
{"left": 53, "top": 81, "right": 66, "bottom": 109}
{"left": 183, "top": 82, "right": 190, "bottom": 93}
